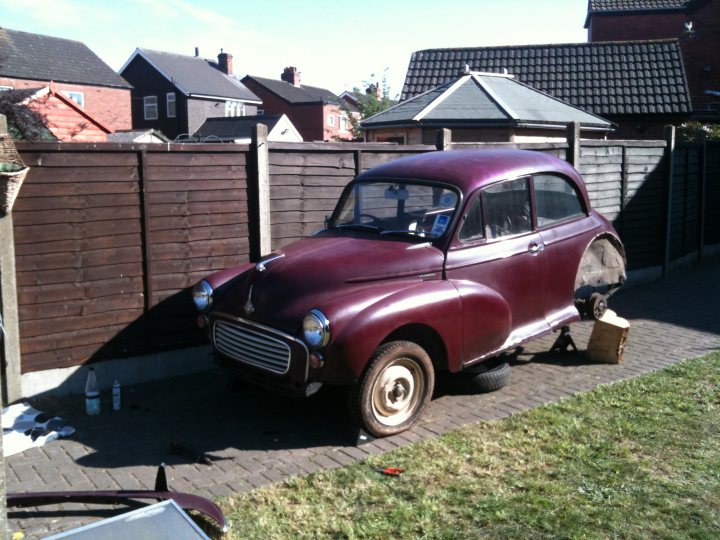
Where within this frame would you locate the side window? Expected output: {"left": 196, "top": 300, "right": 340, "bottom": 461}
{"left": 459, "top": 196, "right": 484, "bottom": 242}
{"left": 534, "top": 174, "right": 585, "bottom": 228}
{"left": 482, "top": 178, "right": 531, "bottom": 240}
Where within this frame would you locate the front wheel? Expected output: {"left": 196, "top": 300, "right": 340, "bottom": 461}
{"left": 350, "top": 341, "right": 434, "bottom": 437}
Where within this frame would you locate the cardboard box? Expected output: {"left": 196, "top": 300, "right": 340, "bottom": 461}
{"left": 585, "top": 309, "right": 630, "bottom": 364}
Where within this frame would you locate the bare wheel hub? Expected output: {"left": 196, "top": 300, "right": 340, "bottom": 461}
{"left": 371, "top": 359, "right": 424, "bottom": 427}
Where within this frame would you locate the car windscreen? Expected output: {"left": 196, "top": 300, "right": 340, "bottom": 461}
{"left": 330, "top": 180, "right": 459, "bottom": 240}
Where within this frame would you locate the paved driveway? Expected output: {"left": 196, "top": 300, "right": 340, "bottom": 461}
{"left": 6, "top": 258, "right": 720, "bottom": 538}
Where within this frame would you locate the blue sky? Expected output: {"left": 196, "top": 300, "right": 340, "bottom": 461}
{"left": 0, "top": 0, "right": 588, "bottom": 98}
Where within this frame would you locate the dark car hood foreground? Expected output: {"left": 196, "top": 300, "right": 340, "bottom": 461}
{"left": 213, "top": 232, "right": 445, "bottom": 331}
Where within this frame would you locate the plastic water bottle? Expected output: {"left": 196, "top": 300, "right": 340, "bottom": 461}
{"left": 85, "top": 367, "right": 100, "bottom": 415}
{"left": 112, "top": 380, "right": 121, "bottom": 411}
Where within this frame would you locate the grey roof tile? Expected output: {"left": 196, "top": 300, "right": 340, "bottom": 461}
{"left": 0, "top": 27, "right": 130, "bottom": 88}
{"left": 401, "top": 40, "right": 691, "bottom": 117}
{"left": 132, "top": 49, "right": 260, "bottom": 102}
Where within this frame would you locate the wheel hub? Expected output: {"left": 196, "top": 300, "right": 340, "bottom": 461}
{"left": 371, "top": 361, "right": 423, "bottom": 426}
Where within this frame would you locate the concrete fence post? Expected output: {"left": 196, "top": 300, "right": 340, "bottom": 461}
{"left": 566, "top": 122, "right": 581, "bottom": 170}
{"left": 0, "top": 114, "right": 22, "bottom": 405}
{"left": 0, "top": 112, "right": 12, "bottom": 539}
{"left": 251, "top": 123, "right": 272, "bottom": 259}
{"left": 435, "top": 128, "right": 452, "bottom": 151}
{"left": 663, "top": 125, "right": 676, "bottom": 277}
{"left": 698, "top": 133, "right": 707, "bottom": 261}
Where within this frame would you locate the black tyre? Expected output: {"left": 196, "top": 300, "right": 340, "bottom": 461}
{"left": 350, "top": 341, "right": 434, "bottom": 437}
{"left": 453, "top": 362, "right": 511, "bottom": 393}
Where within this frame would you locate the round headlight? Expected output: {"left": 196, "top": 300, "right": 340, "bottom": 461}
{"left": 192, "top": 280, "right": 213, "bottom": 312}
{"left": 302, "top": 309, "right": 330, "bottom": 349}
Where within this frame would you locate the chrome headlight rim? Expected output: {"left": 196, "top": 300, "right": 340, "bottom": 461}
{"left": 302, "top": 309, "right": 331, "bottom": 349}
{"left": 192, "top": 280, "right": 214, "bottom": 312}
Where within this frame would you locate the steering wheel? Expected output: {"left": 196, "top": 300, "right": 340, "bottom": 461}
{"left": 358, "top": 213, "right": 382, "bottom": 226}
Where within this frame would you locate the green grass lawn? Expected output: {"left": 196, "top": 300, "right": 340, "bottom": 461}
{"left": 217, "top": 353, "right": 720, "bottom": 539}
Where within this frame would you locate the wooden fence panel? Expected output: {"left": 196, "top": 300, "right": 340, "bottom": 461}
{"left": 14, "top": 148, "right": 145, "bottom": 373}
{"left": 268, "top": 149, "right": 356, "bottom": 250}
{"left": 143, "top": 149, "right": 251, "bottom": 348}
{"left": 8, "top": 137, "right": 714, "bottom": 377}
{"left": 704, "top": 143, "right": 720, "bottom": 246}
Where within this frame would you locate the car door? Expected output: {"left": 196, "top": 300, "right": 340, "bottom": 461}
{"left": 533, "top": 173, "right": 598, "bottom": 326}
{"left": 445, "top": 177, "right": 549, "bottom": 364}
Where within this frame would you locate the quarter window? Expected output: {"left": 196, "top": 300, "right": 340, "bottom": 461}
{"left": 482, "top": 178, "right": 532, "bottom": 240}
{"left": 144, "top": 96, "right": 158, "bottom": 120}
{"left": 458, "top": 196, "right": 484, "bottom": 242}
{"left": 534, "top": 174, "right": 585, "bottom": 228}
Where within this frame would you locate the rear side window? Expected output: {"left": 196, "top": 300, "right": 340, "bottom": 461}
{"left": 534, "top": 174, "right": 585, "bottom": 228}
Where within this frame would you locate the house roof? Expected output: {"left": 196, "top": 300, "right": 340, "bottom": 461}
{"left": 401, "top": 40, "right": 691, "bottom": 117}
{"left": 585, "top": 0, "right": 691, "bottom": 27}
{"left": 362, "top": 72, "right": 613, "bottom": 131}
{"left": 0, "top": 27, "right": 131, "bottom": 89}
{"left": 588, "top": 0, "right": 690, "bottom": 12}
{"left": 120, "top": 48, "right": 260, "bottom": 102}
{"left": 242, "top": 75, "right": 341, "bottom": 105}
{"left": 193, "top": 114, "right": 286, "bottom": 140}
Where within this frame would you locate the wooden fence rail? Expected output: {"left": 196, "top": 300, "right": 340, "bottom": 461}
{"left": 2, "top": 127, "right": 716, "bottom": 387}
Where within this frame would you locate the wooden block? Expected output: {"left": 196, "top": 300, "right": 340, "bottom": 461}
{"left": 585, "top": 309, "right": 630, "bottom": 364}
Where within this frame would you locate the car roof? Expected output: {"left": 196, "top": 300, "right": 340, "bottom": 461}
{"left": 356, "top": 149, "right": 584, "bottom": 193}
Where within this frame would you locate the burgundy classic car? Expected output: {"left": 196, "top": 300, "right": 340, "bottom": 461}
{"left": 193, "top": 150, "right": 626, "bottom": 437}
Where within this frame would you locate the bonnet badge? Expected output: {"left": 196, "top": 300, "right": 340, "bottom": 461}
{"left": 244, "top": 285, "right": 255, "bottom": 315}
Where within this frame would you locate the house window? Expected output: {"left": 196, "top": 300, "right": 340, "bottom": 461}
{"left": 257, "top": 109, "right": 265, "bottom": 115}
{"left": 144, "top": 96, "right": 158, "bottom": 120}
{"left": 63, "top": 91, "right": 85, "bottom": 107}
{"left": 225, "top": 100, "right": 245, "bottom": 117}
{"left": 0, "top": 85, "right": 13, "bottom": 91}
{"left": 340, "top": 115, "right": 348, "bottom": 132}
{"left": 327, "top": 114, "right": 335, "bottom": 127}
{"left": 166, "top": 93, "right": 176, "bottom": 118}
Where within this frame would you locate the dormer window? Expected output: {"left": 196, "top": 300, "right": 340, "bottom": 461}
{"left": 63, "top": 91, "right": 85, "bottom": 108}
{"left": 225, "top": 100, "right": 245, "bottom": 117}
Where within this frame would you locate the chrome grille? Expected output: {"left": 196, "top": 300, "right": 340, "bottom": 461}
{"left": 214, "top": 320, "right": 291, "bottom": 374}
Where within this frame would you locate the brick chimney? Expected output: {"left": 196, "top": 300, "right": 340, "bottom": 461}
{"left": 366, "top": 83, "right": 381, "bottom": 99}
{"left": 218, "top": 49, "right": 233, "bottom": 75}
{"left": 281, "top": 66, "right": 301, "bottom": 87}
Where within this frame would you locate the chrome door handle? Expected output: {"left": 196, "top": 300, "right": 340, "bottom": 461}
{"left": 528, "top": 242, "right": 545, "bottom": 255}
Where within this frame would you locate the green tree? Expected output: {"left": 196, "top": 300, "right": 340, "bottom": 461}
{"left": 342, "top": 70, "right": 395, "bottom": 140}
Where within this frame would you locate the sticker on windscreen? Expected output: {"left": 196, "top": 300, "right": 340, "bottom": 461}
{"left": 430, "top": 214, "right": 451, "bottom": 236}
{"left": 440, "top": 192, "right": 457, "bottom": 207}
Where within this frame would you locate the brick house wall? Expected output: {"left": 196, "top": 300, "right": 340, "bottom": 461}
{"left": 241, "top": 79, "right": 318, "bottom": 140}
{"left": 0, "top": 77, "right": 131, "bottom": 131}
{"left": 28, "top": 92, "right": 110, "bottom": 142}
{"left": 588, "top": 0, "right": 720, "bottom": 111}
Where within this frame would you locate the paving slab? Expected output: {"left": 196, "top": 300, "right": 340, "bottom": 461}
{"left": 5, "top": 258, "right": 719, "bottom": 538}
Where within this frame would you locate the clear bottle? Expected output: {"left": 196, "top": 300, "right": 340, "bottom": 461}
{"left": 85, "top": 367, "right": 100, "bottom": 415}
{"left": 112, "top": 380, "right": 121, "bottom": 411}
